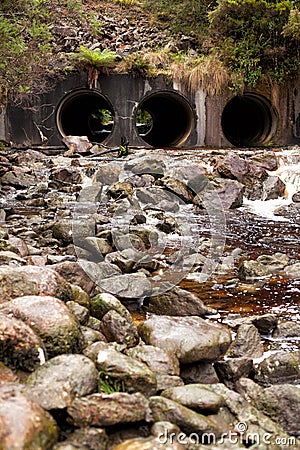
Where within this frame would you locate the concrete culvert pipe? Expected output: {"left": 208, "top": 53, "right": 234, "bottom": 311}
{"left": 221, "top": 93, "right": 277, "bottom": 147}
{"left": 136, "top": 91, "right": 194, "bottom": 147}
{"left": 56, "top": 89, "right": 114, "bottom": 143}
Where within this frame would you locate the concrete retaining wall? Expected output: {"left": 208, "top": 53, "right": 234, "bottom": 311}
{"left": 4, "top": 71, "right": 300, "bottom": 148}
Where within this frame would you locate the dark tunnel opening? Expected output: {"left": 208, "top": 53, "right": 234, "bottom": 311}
{"left": 221, "top": 93, "right": 277, "bottom": 147}
{"left": 136, "top": 91, "right": 194, "bottom": 147}
{"left": 56, "top": 89, "right": 114, "bottom": 143}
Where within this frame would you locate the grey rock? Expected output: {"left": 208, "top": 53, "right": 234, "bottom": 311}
{"left": 223, "top": 313, "right": 278, "bottom": 334}
{"left": 57, "top": 427, "right": 108, "bottom": 450}
{"left": 139, "top": 315, "right": 231, "bottom": 364}
{"left": 0, "top": 313, "right": 46, "bottom": 371}
{"left": 226, "top": 323, "right": 264, "bottom": 358}
{"left": 215, "top": 357, "right": 253, "bottom": 382}
{"left": 125, "top": 156, "right": 165, "bottom": 178}
{"left": 0, "top": 250, "right": 26, "bottom": 266}
{"left": 80, "top": 326, "right": 107, "bottom": 347}
{"left": 211, "top": 382, "right": 293, "bottom": 448}
{"left": 1, "top": 169, "right": 36, "bottom": 188}
{"left": 254, "top": 350, "right": 300, "bottom": 385}
{"left": 0, "top": 265, "right": 73, "bottom": 303}
{"left": 262, "top": 176, "right": 286, "bottom": 200}
{"left": 66, "top": 301, "right": 90, "bottom": 325}
{"left": 52, "top": 219, "right": 73, "bottom": 245}
{"left": 149, "top": 396, "right": 223, "bottom": 436}
{"left": 147, "top": 286, "right": 215, "bottom": 316}
{"left": 126, "top": 344, "right": 180, "bottom": 376}
{"left": 156, "top": 374, "right": 184, "bottom": 391}
{"left": 90, "top": 292, "right": 133, "bottom": 323}
{"left": 101, "top": 309, "right": 139, "bottom": 348}
{"left": 78, "top": 260, "right": 122, "bottom": 291}
{"left": 180, "top": 362, "right": 219, "bottom": 384}
{"left": 52, "top": 260, "right": 98, "bottom": 296}
{"left": 84, "top": 341, "right": 157, "bottom": 396}
{"left": 0, "top": 295, "right": 82, "bottom": 356}
{"left": 99, "top": 272, "right": 152, "bottom": 299}
{"left": 82, "top": 236, "right": 113, "bottom": 257}
{"left": 25, "top": 354, "right": 98, "bottom": 410}
{"left": 237, "top": 378, "right": 300, "bottom": 436}
{"left": 0, "top": 384, "right": 58, "bottom": 449}
{"left": 194, "top": 178, "right": 244, "bottom": 209}
{"left": 93, "top": 163, "right": 121, "bottom": 185}
{"left": 216, "top": 153, "right": 249, "bottom": 181}
{"left": 159, "top": 176, "right": 194, "bottom": 203}
{"left": 68, "top": 392, "right": 148, "bottom": 427}
{"left": 239, "top": 253, "right": 290, "bottom": 280}
{"left": 107, "top": 181, "right": 133, "bottom": 199}
{"left": 136, "top": 186, "right": 179, "bottom": 207}
{"left": 284, "top": 262, "right": 300, "bottom": 279}
{"left": 273, "top": 321, "right": 300, "bottom": 338}
{"left": 161, "top": 384, "right": 225, "bottom": 413}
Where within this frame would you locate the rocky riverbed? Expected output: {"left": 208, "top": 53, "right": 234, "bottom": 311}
{"left": 0, "top": 144, "right": 299, "bottom": 449}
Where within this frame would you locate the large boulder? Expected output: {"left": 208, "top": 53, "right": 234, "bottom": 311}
{"left": 226, "top": 323, "right": 264, "bottom": 358}
{"left": 126, "top": 344, "right": 180, "bottom": 376}
{"left": 237, "top": 378, "right": 300, "bottom": 436}
{"left": 101, "top": 309, "right": 139, "bottom": 348}
{"left": 194, "top": 178, "right": 245, "bottom": 209}
{"left": 254, "top": 350, "right": 300, "bottom": 385}
{"left": 149, "top": 396, "right": 223, "bottom": 436}
{"left": 68, "top": 392, "right": 148, "bottom": 427}
{"left": 0, "top": 265, "right": 73, "bottom": 303}
{"left": 124, "top": 156, "right": 165, "bottom": 178}
{"left": 24, "top": 354, "right": 98, "bottom": 410}
{"left": 239, "top": 253, "right": 290, "bottom": 280}
{"left": 0, "top": 313, "right": 46, "bottom": 371}
{"left": 139, "top": 315, "right": 231, "bottom": 364}
{"left": 0, "top": 384, "right": 58, "bottom": 449}
{"left": 0, "top": 296, "right": 82, "bottom": 356}
{"left": 211, "top": 383, "right": 293, "bottom": 447}
{"left": 161, "top": 384, "right": 225, "bottom": 413}
{"left": 146, "top": 287, "right": 215, "bottom": 316}
{"left": 99, "top": 273, "right": 152, "bottom": 299}
{"left": 84, "top": 342, "right": 157, "bottom": 396}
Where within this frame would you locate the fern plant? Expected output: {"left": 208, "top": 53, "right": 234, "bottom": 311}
{"left": 71, "top": 46, "right": 118, "bottom": 87}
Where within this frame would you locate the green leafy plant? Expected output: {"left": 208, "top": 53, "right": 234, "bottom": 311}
{"left": 208, "top": 0, "right": 300, "bottom": 87}
{"left": 120, "top": 52, "right": 155, "bottom": 77}
{"left": 71, "top": 46, "right": 118, "bottom": 87}
{"left": 283, "top": 8, "right": 300, "bottom": 39}
{"left": 98, "top": 371, "right": 125, "bottom": 394}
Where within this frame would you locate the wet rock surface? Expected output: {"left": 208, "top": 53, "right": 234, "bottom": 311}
{"left": 0, "top": 147, "right": 298, "bottom": 448}
{"left": 0, "top": 295, "right": 82, "bottom": 356}
{"left": 139, "top": 315, "right": 232, "bottom": 363}
{"left": 0, "top": 384, "right": 58, "bottom": 449}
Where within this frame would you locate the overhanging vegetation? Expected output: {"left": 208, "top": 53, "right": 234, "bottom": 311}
{"left": 0, "top": 0, "right": 300, "bottom": 99}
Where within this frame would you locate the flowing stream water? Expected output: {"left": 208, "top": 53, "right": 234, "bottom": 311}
{"left": 0, "top": 145, "right": 299, "bottom": 354}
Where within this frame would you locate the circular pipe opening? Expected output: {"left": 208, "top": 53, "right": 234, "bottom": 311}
{"left": 136, "top": 91, "right": 194, "bottom": 147}
{"left": 56, "top": 89, "right": 114, "bottom": 143}
{"left": 221, "top": 93, "right": 277, "bottom": 147}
